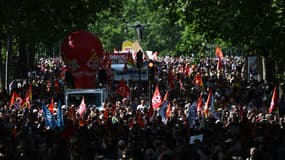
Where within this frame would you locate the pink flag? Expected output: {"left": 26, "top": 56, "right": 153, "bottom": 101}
{"left": 78, "top": 96, "right": 86, "bottom": 117}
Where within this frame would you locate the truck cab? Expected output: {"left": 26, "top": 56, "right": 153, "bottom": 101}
{"left": 64, "top": 88, "right": 108, "bottom": 111}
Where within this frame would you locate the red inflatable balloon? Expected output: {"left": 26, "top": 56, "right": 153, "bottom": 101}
{"left": 61, "top": 31, "right": 104, "bottom": 88}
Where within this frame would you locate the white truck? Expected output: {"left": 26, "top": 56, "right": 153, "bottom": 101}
{"left": 64, "top": 88, "right": 108, "bottom": 111}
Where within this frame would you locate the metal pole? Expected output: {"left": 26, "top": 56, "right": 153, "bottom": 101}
{"left": 5, "top": 35, "right": 12, "bottom": 91}
{"left": 148, "top": 68, "right": 152, "bottom": 109}
{"left": 139, "top": 67, "right": 141, "bottom": 95}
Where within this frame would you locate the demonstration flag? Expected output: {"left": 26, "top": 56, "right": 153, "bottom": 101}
{"left": 148, "top": 103, "right": 155, "bottom": 122}
{"left": 78, "top": 96, "right": 86, "bottom": 118}
{"left": 158, "top": 91, "right": 170, "bottom": 124}
{"left": 42, "top": 103, "right": 55, "bottom": 129}
{"left": 188, "top": 101, "right": 198, "bottom": 128}
{"left": 192, "top": 73, "right": 203, "bottom": 87}
{"left": 209, "top": 94, "right": 220, "bottom": 120}
{"left": 48, "top": 97, "right": 54, "bottom": 115}
{"left": 152, "top": 85, "right": 163, "bottom": 110}
{"left": 55, "top": 100, "right": 64, "bottom": 128}
{"left": 204, "top": 90, "right": 213, "bottom": 117}
{"left": 215, "top": 46, "right": 224, "bottom": 59}
{"left": 9, "top": 91, "right": 22, "bottom": 109}
{"left": 116, "top": 78, "right": 130, "bottom": 98}
{"left": 23, "top": 84, "right": 32, "bottom": 109}
{"left": 158, "top": 101, "right": 171, "bottom": 124}
{"left": 9, "top": 91, "right": 17, "bottom": 107}
{"left": 196, "top": 93, "right": 203, "bottom": 114}
{"left": 184, "top": 63, "right": 190, "bottom": 78}
{"left": 215, "top": 46, "right": 223, "bottom": 71}
{"left": 269, "top": 86, "right": 278, "bottom": 113}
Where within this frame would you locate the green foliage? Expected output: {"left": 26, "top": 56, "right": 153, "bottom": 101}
{"left": 88, "top": 0, "right": 182, "bottom": 55}
{"left": 154, "top": 0, "right": 285, "bottom": 61}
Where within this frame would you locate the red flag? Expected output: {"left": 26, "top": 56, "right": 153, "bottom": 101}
{"left": 166, "top": 102, "right": 171, "bottom": 120}
{"left": 78, "top": 96, "right": 86, "bottom": 118}
{"left": 204, "top": 90, "right": 213, "bottom": 116}
{"left": 9, "top": 91, "right": 16, "bottom": 107}
{"left": 148, "top": 105, "right": 155, "bottom": 122}
{"left": 48, "top": 97, "right": 54, "bottom": 115}
{"left": 163, "top": 91, "right": 169, "bottom": 101}
{"left": 184, "top": 64, "right": 190, "bottom": 77}
{"left": 9, "top": 91, "right": 22, "bottom": 108}
{"left": 23, "top": 84, "right": 32, "bottom": 109}
{"left": 116, "top": 79, "right": 130, "bottom": 98}
{"left": 152, "top": 85, "right": 163, "bottom": 110}
{"left": 192, "top": 73, "right": 203, "bottom": 86}
{"left": 196, "top": 93, "right": 203, "bottom": 113}
{"left": 269, "top": 86, "right": 278, "bottom": 113}
{"left": 215, "top": 46, "right": 224, "bottom": 59}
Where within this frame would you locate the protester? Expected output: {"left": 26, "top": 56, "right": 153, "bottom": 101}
{"left": 0, "top": 55, "right": 285, "bottom": 160}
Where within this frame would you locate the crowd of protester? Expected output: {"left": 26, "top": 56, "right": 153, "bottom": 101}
{"left": 0, "top": 54, "right": 285, "bottom": 160}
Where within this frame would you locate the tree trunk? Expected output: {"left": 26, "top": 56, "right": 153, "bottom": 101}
{"left": 18, "top": 40, "right": 28, "bottom": 78}
{"left": 0, "top": 38, "right": 2, "bottom": 90}
{"left": 5, "top": 34, "right": 13, "bottom": 91}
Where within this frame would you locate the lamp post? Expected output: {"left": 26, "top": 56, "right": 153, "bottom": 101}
{"left": 148, "top": 60, "right": 155, "bottom": 108}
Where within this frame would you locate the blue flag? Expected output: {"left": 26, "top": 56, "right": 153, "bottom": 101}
{"left": 188, "top": 101, "right": 198, "bottom": 128}
{"left": 42, "top": 103, "right": 55, "bottom": 129}
{"left": 158, "top": 100, "right": 169, "bottom": 124}
{"left": 55, "top": 100, "right": 64, "bottom": 129}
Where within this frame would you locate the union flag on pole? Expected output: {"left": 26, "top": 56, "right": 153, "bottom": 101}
{"left": 9, "top": 91, "right": 23, "bottom": 109}
{"left": 23, "top": 84, "right": 32, "bottom": 109}
{"left": 48, "top": 97, "right": 55, "bottom": 115}
{"left": 152, "top": 85, "right": 163, "bottom": 110}
{"left": 192, "top": 73, "right": 203, "bottom": 86}
{"left": 204, "top": 90, "right": 213, "bottom": 117}
{"left": 78, "top": 96, "right": 86, "bottom": 118}
{"left": 196, "top": 93, "right": 203, "bottom": 114}
{"left": 215, "top": 46, "right": 224, "bottom": 59}
{"left": 269, "top": 86, "right": 278, "bottom": 113}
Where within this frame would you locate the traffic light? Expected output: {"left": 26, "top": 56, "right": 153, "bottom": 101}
{"left": 136, "top": 50, "right": 143, "bottom": 69}
{"left": 148, "top": 60, "right": 155, "bottom": 81}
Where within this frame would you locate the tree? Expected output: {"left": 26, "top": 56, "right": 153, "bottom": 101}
{"left": 89, "top": 0, "right": 181, "bottom": 55}
{"left": 0, "top": 0, "right": 122, "bottom": 88}
{"left": 153, "top": 0, "right": 285, "bottom": 61}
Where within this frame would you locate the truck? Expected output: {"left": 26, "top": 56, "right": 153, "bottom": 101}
{"left": 64, "top": 88, "right": 108, "bottom": 111}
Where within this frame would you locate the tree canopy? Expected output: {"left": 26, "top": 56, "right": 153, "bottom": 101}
{"left": 0, "top": 0, "right": 285, "bottom": 87}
